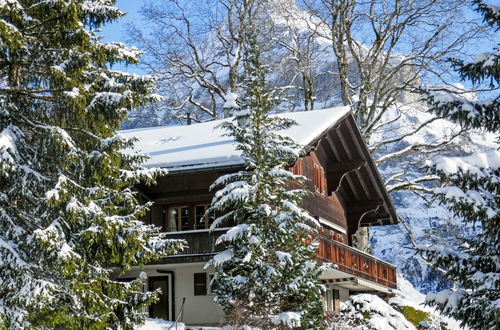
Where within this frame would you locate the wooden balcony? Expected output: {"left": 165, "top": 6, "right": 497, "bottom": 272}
{"left": 317, "top": 230, "right": 397, "bottom": 289}
{"left": 160, "top": 228, "right": 397, "bottom": 289}
{"left": 159, "top": 229, "right": 226, "bottom": 264}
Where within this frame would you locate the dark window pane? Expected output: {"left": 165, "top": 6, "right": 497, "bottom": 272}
{"left": 207, "top": 210, "right": 215, "bottom": 227}
{"left": 181, "top": 207, "right": 190, "bottom": 230}
{"left": 195, "top": 205, "right": 206, "bottom": 229}
{"left": 194, "top": 272, "right": 207, "bottom": 296}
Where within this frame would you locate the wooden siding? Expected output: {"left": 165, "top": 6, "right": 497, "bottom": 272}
{"left": 301, "top": 192, "right": 346, "bottom": 229}
{"left": 289, "top": 151, "right": 348, "bottom": 229}
{"left": 137, "top": 171, "right": 222, "bottom": 203}
{"left": 142, "top": 156, "right": 351, "bottom": 233}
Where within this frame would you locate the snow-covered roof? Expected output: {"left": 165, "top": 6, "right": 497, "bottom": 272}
{"left": 120, "top": 106, "right": 351, "bottom": 171}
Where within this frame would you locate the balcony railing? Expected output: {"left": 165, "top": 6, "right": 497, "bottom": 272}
{"left": 317, "top": 233, "right": 397, "bottom": 289}
{"left": 162, "top": 228, "right": 397, "bottom": 289}
{"left": 161, "top": 229, "right": 226, "bottom": 263}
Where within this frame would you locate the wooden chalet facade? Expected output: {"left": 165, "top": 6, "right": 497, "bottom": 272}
{"left": 120, "top": 107, "right": 398, "bottom": 325}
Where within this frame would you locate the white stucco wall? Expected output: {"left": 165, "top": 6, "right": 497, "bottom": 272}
{"left": 337, "top": 286, "right": 350, "bottom": 302}
{"left": 173, "top": 263, "right": 224, "bottom": 325}
{"left": 118, "top": 263, "right": 363, "bottom": 325}
{"left": 119, "top": 263, "right": 224, "bottom": 326}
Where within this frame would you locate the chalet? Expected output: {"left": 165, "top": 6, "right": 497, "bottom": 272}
{"left": 119, "top": 106, "right": 398, "bottom": 326}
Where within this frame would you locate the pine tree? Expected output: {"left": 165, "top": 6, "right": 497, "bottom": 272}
{"left": 0, "top": 1, "right": 183, "bottom": 328}
{"left": 419, "top": 1, "right": 499, "bottom": 328}
{"left": 206, "top": 30, "right": 325, "bottom": 329}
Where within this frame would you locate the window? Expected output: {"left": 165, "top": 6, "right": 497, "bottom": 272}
{"left": 195, "top": 204, "right": 215, "bottom": 230}
{"left": 158, "top": 203, "right": 219, "bottom": 232}
{"left": 194, "top": 272, "right": 207, "bottom": 296}
{"left": 150, "top": 205, "right": 165, "bottom": 231}
{"left": 313, "top": 163, "right": 326, "bottom": 194}
{"left": 325, "top": 289, "right": 332, "bottom": 312}
{"left": 167, "top": 206, "right": 189, "bottom": 231}
{"left": 333, "top": 289, "right": 340, "bottom": 313}
{"left": 193, "top": 273, "right": 216, "bottom": 296}
{"left": 166, "top": 207, "right": 177, "bottom": 232}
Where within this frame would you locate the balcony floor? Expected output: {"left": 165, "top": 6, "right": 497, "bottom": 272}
{"left": 320, "top": 267, "right": 395, "bottom": 294}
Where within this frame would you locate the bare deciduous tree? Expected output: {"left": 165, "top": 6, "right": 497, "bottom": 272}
{"left": 299, "top": 0, "right": 486, "bottom": 193}
{"left": 128, "top": 0, "right": 285, "bottom": 123}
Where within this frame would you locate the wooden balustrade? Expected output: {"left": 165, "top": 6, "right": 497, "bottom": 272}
{"left": 316, "top": 233, "right": 397, "bottom": 289}
{"left": 161, "top": 228, "right": 397, "bottom": 289}
{"left": 160, "top": 229, "right": 226, "bottom": 263}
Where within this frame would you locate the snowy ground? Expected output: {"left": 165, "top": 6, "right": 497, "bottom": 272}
{"left": 336, "top": 274, "right": 464, "bottom": 330}
{"left": 136, "top": 276, "right": 463, "bottom": 330}
{"left": 391, "top": 275, "right": 463, "bottom": 330}
{"left": 136, "top": 318, "right": 185, "bottom": 330}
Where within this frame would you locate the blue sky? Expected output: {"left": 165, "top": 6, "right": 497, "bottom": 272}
{"left": 102, "top": 1, "right": 141, "bottom": 43}
{"left": 101, "top": 1, "right": 146, "bottom": 74}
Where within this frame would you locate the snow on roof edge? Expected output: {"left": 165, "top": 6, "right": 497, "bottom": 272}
{"left": 120, "top": 107, "right": 352, "bottom": 171}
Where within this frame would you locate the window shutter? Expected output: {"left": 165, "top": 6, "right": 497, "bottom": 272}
{"left": 193, "top": 273, "right": 207, "bottom": 296}
{"left": 313, "top": 163, "right": 325, "bottom": 193}
{"left": 291, "top": 159, "right": 303, "bottom": 175}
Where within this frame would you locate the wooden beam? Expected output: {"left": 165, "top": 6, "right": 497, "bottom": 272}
{"left": 325, "top": 131, "right": 342, "bottom": 161}
{"left": 348, "top": 199, "right": 383, "bottom": 214}
{"left": 354, "top": 169, "right": 373, "bottom": 200}
{"left": 327, "top": 128, "right": 363, "bottom": 201}
{"left": 344, "top": 119, "right": 376, "bottom": 200}
{"left": 347, "top": 200, "right": 383, "bottom": 241}
{"left": 335, "top": 126, "right": 354, "bottom": 160}
{"left": 327, "top": 161, "right": 366, "bottom": 193}
{"left": 321, "top": 277, "right": 356, "bottom": 284}
{"left": 325, "top": 131, "right": 360, "bottom": 201}
{"left": 327, "top": 161, "right": 366, "bottom": 175}
{"left": 317, "top": 137, "right": 336, "bottom": 165}
{"left": 360, "top": 216, "right": 391, "bottom": 226}
{"left": 153, "top": 190, "right": 213, "bottom": 204}
{"left": 344, "top": 175, "right": 361, "bottom": 201}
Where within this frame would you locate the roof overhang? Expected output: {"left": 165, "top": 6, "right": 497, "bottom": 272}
{"left": 120, "top": 107, "right": 351, "bottom": 170}
{"left": 311, "top": 113, "right": 398, "bottom": 228}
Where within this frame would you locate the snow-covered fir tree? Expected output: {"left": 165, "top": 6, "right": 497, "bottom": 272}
{"left": 206, "top": 30, "right": 325, "bottom": 329}
{"left": 419, "top": 1, "right": 499, "bottom": 328}
{"left": 0, "top": 1, "right": 183, "bottom": 328}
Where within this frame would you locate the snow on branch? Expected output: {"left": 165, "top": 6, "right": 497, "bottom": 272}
{"left": 431, "top": 150, "right": 500, "bottom": 177}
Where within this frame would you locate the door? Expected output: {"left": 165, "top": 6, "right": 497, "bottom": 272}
{"left": 149, "top": 276, "right": 172, "bottom": 320}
